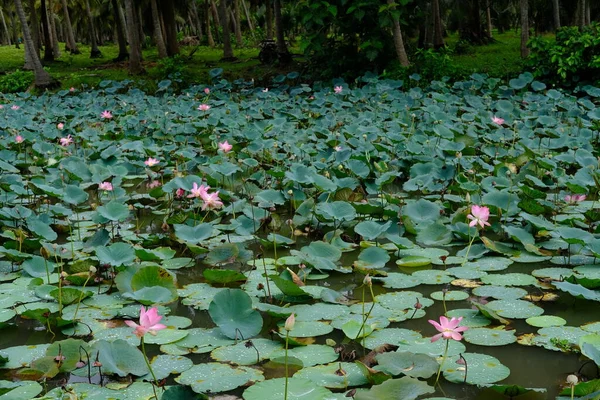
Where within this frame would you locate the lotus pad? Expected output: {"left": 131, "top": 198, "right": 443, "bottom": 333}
{"left": 430, "top": 291, "right": 469, "bottom": 301}
{"left": 175, "top": 362, "right": 264, "bottom": 393}
{"left": 376, "top": 291, "right": 433, "bottom": 311}
{"left": 243, "top": 377, "right": 333, "bottom": 400}
{"left": 354, "top": 376, "right": 435, "bottom": 400}
{"left": 396, "top": 337, "right": 466, "bottom": 358}
{"left": 486, "top": 300, "right": 544, "bottom": 319}
{"left": 526, "top": 316, "right": 567, "bottom": 328}
{"left": 377, "top": 273, "right": 421, "bottom": 289}
{"left": 211, "top": 339, "right": 283, "bottom": 365}
{"left": 532, "top": 326, "right": 588, "bottom": 351}
{"left": 293, "top": 361, "right": 368, "bottom": 389}
{"left": 269, "top": 344, "right": 339, "bottom": 367}
{"left": 463, "top": 257, "right": 514, "bottom": 271}
{"left": 375, "top": 351, "right": 439, "bottom": 378}
{"left": 280, "top": 321, "right": 334, "bottom": 338}
{"left": 140, "top": 355, "right": 193, "bottom": 380}
{"left": 480, "top": 273, "right": 538, "bottom": 286}
{"left": 446, "top": 309, "right": 492, "bottom": 328}
{"left": 472, "top": 285, "right": 528, "bottom": 300}
{"left": 442, "top": 353, "right": 510, "bottom": 385}
{"left": 463, "top": 328, "right": 517, "bottom": 346}
{"left": 363, "top": 328, "right": 423, "bottom": 349}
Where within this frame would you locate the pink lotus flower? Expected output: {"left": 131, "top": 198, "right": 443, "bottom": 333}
{"left": 57, "top": 123, "right": 64, "bottom": 130}
{"left": 70, "top": 87, "right": 76, "bottom": 92}
{"left": 565, "top": 194, "right": 586, "bottom": 203}
{"left": 175, "top": 188, "right": 185, "bottom": 198}
{"left": 15, "top": 135, "right": 24, "bottom": 144}
{"left": 467, "top": 205, "right": 491, "bottom": 229}
{"left": 204, "top": 88, "right": 210, "bottom": 94}
{"left": 284, "top": 313, "right": 295, "bottom": 331}
{"left": 59, "top": 135, "right": 73, "bottom": 146}
{"left": 428, "top": 316, "right": 468, "bottom": 342}
{"left": 98, "top": 182, "right": 113, "bottom": 191}
{"left": 334, "top": 86, "right": 343, "bottom": 94}
{"left": 187, "top": 182, "right": 210, "bottom": 199}
{"left": 263, "top": 88, "right": 269, "bottom": 93}
{"left": 334, "top": 146, "right": 342, "bottom": 151}
{"left": 147, "top": 180, "right": 161, "bottom": 189}
{"left": 11, "top": 105, "right": 20, "bottom": 110}
{"left": 0, "top": 105, "right": 4, "bottom": 109}
{"left": 198, "top": 104, "right": 211, "bottom": 111}
{"left": 101, "top": 110, "right": 113, "bottom": 119}
{"left": 124, "top": 306, "right": 167, "bottom": 338}
{"left": 201, "top": 191, "right": 223, "bottom": 210}
{"left": 144, "top": 157, "right": 159, "bottom": 167}
{"left": 218, "top": 141, "right": 233, "bottom": 153}
{"left": 491, "top": 116, "right": 504, "bottom": 125}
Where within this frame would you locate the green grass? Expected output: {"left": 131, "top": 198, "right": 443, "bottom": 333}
{"left": 0, "top": 31, "right": 554, "bottom": 92}
{"left": 0, "top": 42, "right": 299, "bottom": 92}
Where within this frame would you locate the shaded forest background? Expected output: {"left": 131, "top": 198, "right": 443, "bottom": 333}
{"left": 0, "top": 0, "right": 599, "bottom": 90}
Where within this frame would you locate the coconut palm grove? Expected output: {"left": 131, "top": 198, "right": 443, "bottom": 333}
{"left": 0, "top": 1, "right": 600, "bottom": 399}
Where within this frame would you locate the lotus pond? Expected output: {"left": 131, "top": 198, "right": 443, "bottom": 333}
{"left": 0, "top": 73, "right": 600, "bottom": 400}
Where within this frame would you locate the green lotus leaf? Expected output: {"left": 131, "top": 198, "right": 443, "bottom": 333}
{"left": 442, "top": 352, "right": 510, "bottom": 385}
{"left": 243, "top": 377, "right": 332, "bottom": 400}
{"left": 354, "top": 376, "right": 435, "bottom": 400}
{"left": 208, "top": 289, "right": 263, "bottom": 339}
{"left": 176, "top": 362, "right": 264, "bottom": 394}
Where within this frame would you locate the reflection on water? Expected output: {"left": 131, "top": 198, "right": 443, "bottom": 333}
{"left": 2, "top": 233, "right": 598, "bottom": 399}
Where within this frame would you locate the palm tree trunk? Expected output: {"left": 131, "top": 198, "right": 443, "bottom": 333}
{"left": 40, "top": 0, "right": 53, "bottom": 60}
{"left": 189, "top": 0, "right": 203, "bottom": 41}
{"left": 150, "top": 0, "right": 167, "bottom": 58}
{"left": 241, "top": 0, "right": 254, "bottom": 38}
{"left": 0, "top": 8, "right": 11, "bottom": 45}
{"left": 584, "top": 0, "right": 590, "bottom": 25}
{"left": 15, "top": 0, "right": 54, "bottom": 87}
{"left": 124, "top": 0, "right": 143, "bottom": 74}
{"left": 111, "top": 0, "right": 128, "bottom": 61}
{"left": 48, "top": 0, "right": 61, "bottom": 57}
{"left": 432, "top": 0, "right": 444, "bottom": 48}
{"left": 520, "top": 0, "right": 529, "bottom": 58}
{"left": 387, "top": 0, "right": 409, "bottom": 67}
{"left": 486, "top": 0, "right": 493, "bottom": 38}
{"left": 205, "top": 0, "right": 215, "bottom": 46}
{"left": 233, "top": 0, "right": 242, "bottom": 46}
{"left": 9, "top": 10, "right": 19, "bottom": 48}
{"left": 552, "top": 0, "right": 560, "bottom": 30}
{"left": 84, "top": 0, "right": 102, "bottom": 58}
{"left": 160, "top": 0, "right": 179, "bottom": 56}
{"left": 265, "top": 0, "right": 273, "bottom": 40}
{"left": 273, "top": 0, "right": 287, "bottom": 56}
{"left": 27, "top": 0, "right": 40, "bottom": 53}
{"left": 218, "top": 0, "right": 234, "bottom": 59}
{"left": 60, "top": 0, "right": 79, "bottom": 53}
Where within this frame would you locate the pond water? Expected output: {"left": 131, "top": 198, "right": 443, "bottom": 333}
{"left": 0, "top": 75, "right": 599, "bottom": 399}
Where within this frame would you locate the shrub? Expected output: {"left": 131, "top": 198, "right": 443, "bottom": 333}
{"left": 0, "top": 70, "right": 34, "bottom": 93}
{"left": 527, "top": 23, "right": 600, "bottom": 86}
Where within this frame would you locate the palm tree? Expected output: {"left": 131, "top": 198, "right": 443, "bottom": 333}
{"left": 27, "top": 0, "right": 40, "bottom": 53}
{"left": 48, "top": 0, "right": 61, "bottom": 57}
{"left": 0, "top": 6, "right": 11, "bottom": 45}
{"left": 160, "top": 0, "right": 179, "bottom": 56}
{"left": 14, "top": 0, "right": 56, "bottom": 88}
{"left": 111, "top": 0, "right": 128, "bottom": 61}
{"left": 520, "top": 0, "right": 529, "bottom": 57}
{"left": 84, "top": 0, "right": 102, "bottom": 57}
{"left": 60, "top": 0, "right": 80, "bottom": 53}
{"left": 218, "top": 0, "right": 234, "bottom": 59}
{"left": 124, "top": 0, "right": 143, "bottom": 73}
{"left": 233, "top": 0, "right": 242, "bottom": 46}
{"left": 150, "top": 0, "right": 167, "bottom": 58}
{"left": 552, "top": 0, "right": 560, "bottom": 30}
{"left": 432, "top": 0, "right": 444, "bottom": 48}
{"left": 387, "top": 0, "right": 409, "bottom": 66}
{"left": 205, "top": 0, "right": 215, "bottom": 46}
{"left": 40, "top": 0, "right": 54, "bottom": 60}
{"left": 273, "top": 0, "right": 289, "bottom": 61}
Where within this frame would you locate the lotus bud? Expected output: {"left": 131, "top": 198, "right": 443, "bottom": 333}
{"left": 284, "top": 313, "right": 295, "bottom": 331}
{"left": 89, "top": 266, "right": 97, "bottom": 275}
{"left": 75, "top": 360, "right": 86, "bottom": 368}
{"left": 287, "top": 190, "right": 293, "bottom": 195}
{"left": 567, "top": 375, "right": 578, "bottom": 386}
{"left": 465, "top": 193, "right": 471, "bottom": 203}
{"left": 363, "top": 274, "right": 372, "bottom": 287}
{"left": 456, "top": 151, "right": 462, "bottom": 158}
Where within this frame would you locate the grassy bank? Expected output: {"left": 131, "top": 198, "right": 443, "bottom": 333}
{"left": 0, "top": 31, "right": 553, "bottom": 93}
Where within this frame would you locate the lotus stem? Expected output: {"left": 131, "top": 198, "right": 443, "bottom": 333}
{"left": 434, "top": 339, "right": 450, "bottom": 387}
{"left": 284, "top": 330, "right": 290, "bottom": 400}
{"left": 141, "top": 336, "right": 160, "bottom": 399}
{"left": 72, "top": 275, "right": 91, "bottom": 322}
{"left": 462, "top": 233, "right": 476, "bottom": 266}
